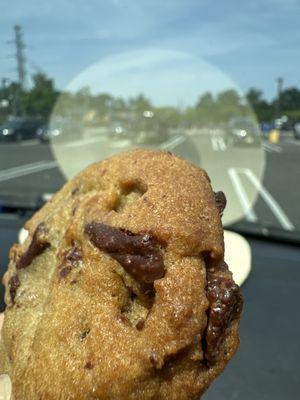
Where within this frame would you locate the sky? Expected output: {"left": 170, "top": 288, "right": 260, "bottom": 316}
{"left": 0, "top": 0, "right": 300, "bottom": 105}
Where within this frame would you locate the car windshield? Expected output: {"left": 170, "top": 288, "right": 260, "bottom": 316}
{"left": 0, "top": 1, "right": 299, "bottom": 242}
{"left": 1, "top": 119, "right": 23, "bottom": 128}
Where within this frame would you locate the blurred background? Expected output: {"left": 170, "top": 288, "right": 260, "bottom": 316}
{"left": 0, "top": 2, "right": 299, "bottom": 240}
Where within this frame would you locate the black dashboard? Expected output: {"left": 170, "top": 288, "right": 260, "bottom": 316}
{"left": 0, "top": 214, "right": 299, "bottom": 399}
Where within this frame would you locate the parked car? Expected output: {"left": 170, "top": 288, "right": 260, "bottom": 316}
{"left": 110, "top": 122, "right": 128, "bottom": 139}
{"left": 36, "top": 124, "right": 60, "bottom": 143}
{"left": 293, "top": 122, "right": 300, "bottom": 140}
{"left": 0, "top": 117, "right": 42, "bottom": 142}
{"left": 226, "top": 117, "right": 261, "bottom": 146}
{"left": 37, "top": 119, "right": 83, "bottom": 143}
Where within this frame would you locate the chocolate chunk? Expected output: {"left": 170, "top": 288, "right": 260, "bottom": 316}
{"left": 204, "top": 274, "right": 243, "bottom": 365}
{"left": 8, "top": 275, "right": 20, "bottom": 303}
{"left": 79, "top": 329, "right": 90, "bottom": 341}
{"left": 16, "top": 223, "right": 50, "bottom": 269}
{"left": 136, "top": 319, "right": 145, "bottom": 331}
{"left": 214, "top": 191, "right": 227, "bottom": 216}
{"left": 71, "top": 187, "right": 79, "bottom": 195}
{"left": 59, "top": 245, "right": 82, "bottom": 278}
{"left": 117, "top": 315, "right": 129, "bottom": 324}
{"left": 85, "top": 222, "right": 165, "bottom": 287}
{"left": 60, "top": 266, "right": 72, "bottom": 278}
{"left": 64, "top": 246, "right": 82, "bottom": 264}
{"left": 149, "top": 352, "right": 160, "bottom": 368}
{"left": 84, "top": 361, "right": 94, "bottom": 369}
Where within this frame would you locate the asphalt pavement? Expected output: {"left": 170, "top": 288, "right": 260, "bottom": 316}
{"left": 0, "top": 133, "right": 299, "bottom": 236}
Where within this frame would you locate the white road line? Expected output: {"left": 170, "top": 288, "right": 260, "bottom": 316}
{"left": 211, "top": 136, "right": 227, "bottom": 151}
{"left": 244, "top": 169, "right": 294, "bottom": 231}
{"left": 21, "top": 139, "right": 39, "bottom": 146}
{"left": 211, "top": 137, "right": 219, "bottom": 151}
{"left": 228, "top": 168, "right": 258, "bottom": 223}
{"left": 286, "top": 139, "right": 300, "bottom": 146}
{"left": 160, "top": 135, "right": 185, "bottom": 150}
{"left": 218, "top": 137, "right": 227, "bottom": 151}
{"left": 263, "top": 142, "right": 282, "bottom": 153}
{"left": 61, "top": 137, "right": 104, "bottom": 148}
{"left": 0, "top": 161, "right": 47, "bottom": 177}
{"left": 263, "top": 147, "right": 272, "bottom": 153}
{"left": 0, "top": 161, "right": 57, "bottom": 182}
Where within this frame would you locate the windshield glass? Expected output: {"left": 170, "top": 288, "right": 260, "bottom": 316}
{"left": 0, "top": 1, "right": 299, "bottom": 240}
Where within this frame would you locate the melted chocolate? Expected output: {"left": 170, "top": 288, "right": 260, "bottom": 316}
{"left": 84, "top": 361, "right": 94, "bottom": 369}
{"left": 8, "top": 275, "right": 20, "bottom": 303}
{"left": 84, "top": 222, "right": 165, "bottom": 286}
{"left": 214, "top": 191, "right": 227, "bottom": 216}
{"left": 136, "top": 319, "right": 145, "bottom": 331}
{"left": 59, "top": 245, "right": 82, "bottom": 278}
{"left": 204, "top": 274, "right": 243, "bottom": 364}
{"left": 16, "top": 223, "right": 50, "bottom": 269}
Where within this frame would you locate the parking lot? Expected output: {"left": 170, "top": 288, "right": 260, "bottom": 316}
{"left": 0, "top": 132, "right": 299, "bottom": 238}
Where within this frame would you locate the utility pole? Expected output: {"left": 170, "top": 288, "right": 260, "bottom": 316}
{"left": 276, "top": 77, "right": 283, "bottom": 117}
{"left": 6, "top": 25, "right": 27, "bottom": 116}
{"left": 13, "top": 25, "right": 27, "bottom": 90}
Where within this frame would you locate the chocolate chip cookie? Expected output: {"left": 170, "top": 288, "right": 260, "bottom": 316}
{"left": 0, "top": 149, "right": 242, "bottom": 400}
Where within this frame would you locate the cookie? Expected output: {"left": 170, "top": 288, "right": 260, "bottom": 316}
{"left": 0, "top": 149, "right": 242, "bottom": 399}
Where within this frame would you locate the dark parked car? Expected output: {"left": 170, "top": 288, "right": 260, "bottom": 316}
{"left": 36, "top": 124, "right": 58, "bottom": 143}
{"left": 0, "top": 118, "right": 42, "bottom": 142}
{"left": 293, "top": 122, "right": 300, "bottom": 140}
{"left": 37, "top": 119, "right": 83, "bottom": 143}
{"left": 226, "top": 117, "right": 261, "bottom": 146}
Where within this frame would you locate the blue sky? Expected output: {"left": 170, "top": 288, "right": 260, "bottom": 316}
{"left": 1, "top": 0, "right": 299, "bottom": 103}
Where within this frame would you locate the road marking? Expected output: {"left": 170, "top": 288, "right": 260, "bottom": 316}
{"left": 21, "top": 139, "right": 39, "bottom": 146}
{"left": 160, "top": 135, "right": 185, "bottom": 150}
{"left": 211, "top": 137, "right": 218, "bottom": 151}
{"left": 211, "top": 136, "right": 227, "bottom": 151}
{"left": 286, "top": 139, "right": 300, "bottom": 146}
{"left": 0, "top": 161, "right": 49, "bottom": 176}
{"left": 61, "top": 137, "right": 104, "bottom": 148}
{"left": 244, "top": 169, "right": 294, "bottom": 231}
{"left": 228, "top": 168, "right": 258, "bottom": 223}
{"left": 0, "top": 161, "right": 57, "bottom": 182}
{"left": 262, "top": 142, "right": 282, "bottom": 153}
{"left": 228, "top": 168, "right": 294, "bottom": 231}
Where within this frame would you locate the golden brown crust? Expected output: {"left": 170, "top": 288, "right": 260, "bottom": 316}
{"left": 0, "top": 149, "right": 242, "bottom": 399}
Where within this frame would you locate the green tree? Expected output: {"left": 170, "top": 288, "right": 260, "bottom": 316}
{"left": 246, "top": 88, "right": 273, "bottom": 122}
{"left": 128, "top": 94, "right": 152, "bottom": 113}
{"left": 215, "top": 89, "right": 245, "bottom": 122}
{"left": 194, "top": 92, "right": 216, "bottom": 125}
{"left": 22, "top": 73, "right": 59, "bottom": 118}
{"left": 279, "top": 87, "right": 300, "bottom": 112}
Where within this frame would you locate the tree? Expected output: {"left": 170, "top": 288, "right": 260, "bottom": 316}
{"left": 215, "top": 89, "right": 245, "bottom": 122}
{"left": 0, "top": 81, "right": 23, "bottom": 119}
{"left": 128, "top": 94, "right": 152, "bottom": 113}
{"left": 22, "top": 73, "right": 59, "bottom": 119}
{"left": 279, "top": 88, "right": 300, "bottom": 112}
{"left": 246, "top": 88, "right": 273, "bottom": 122}
{"left": 194, "top": 92, "right": 216, "bottom": 125}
